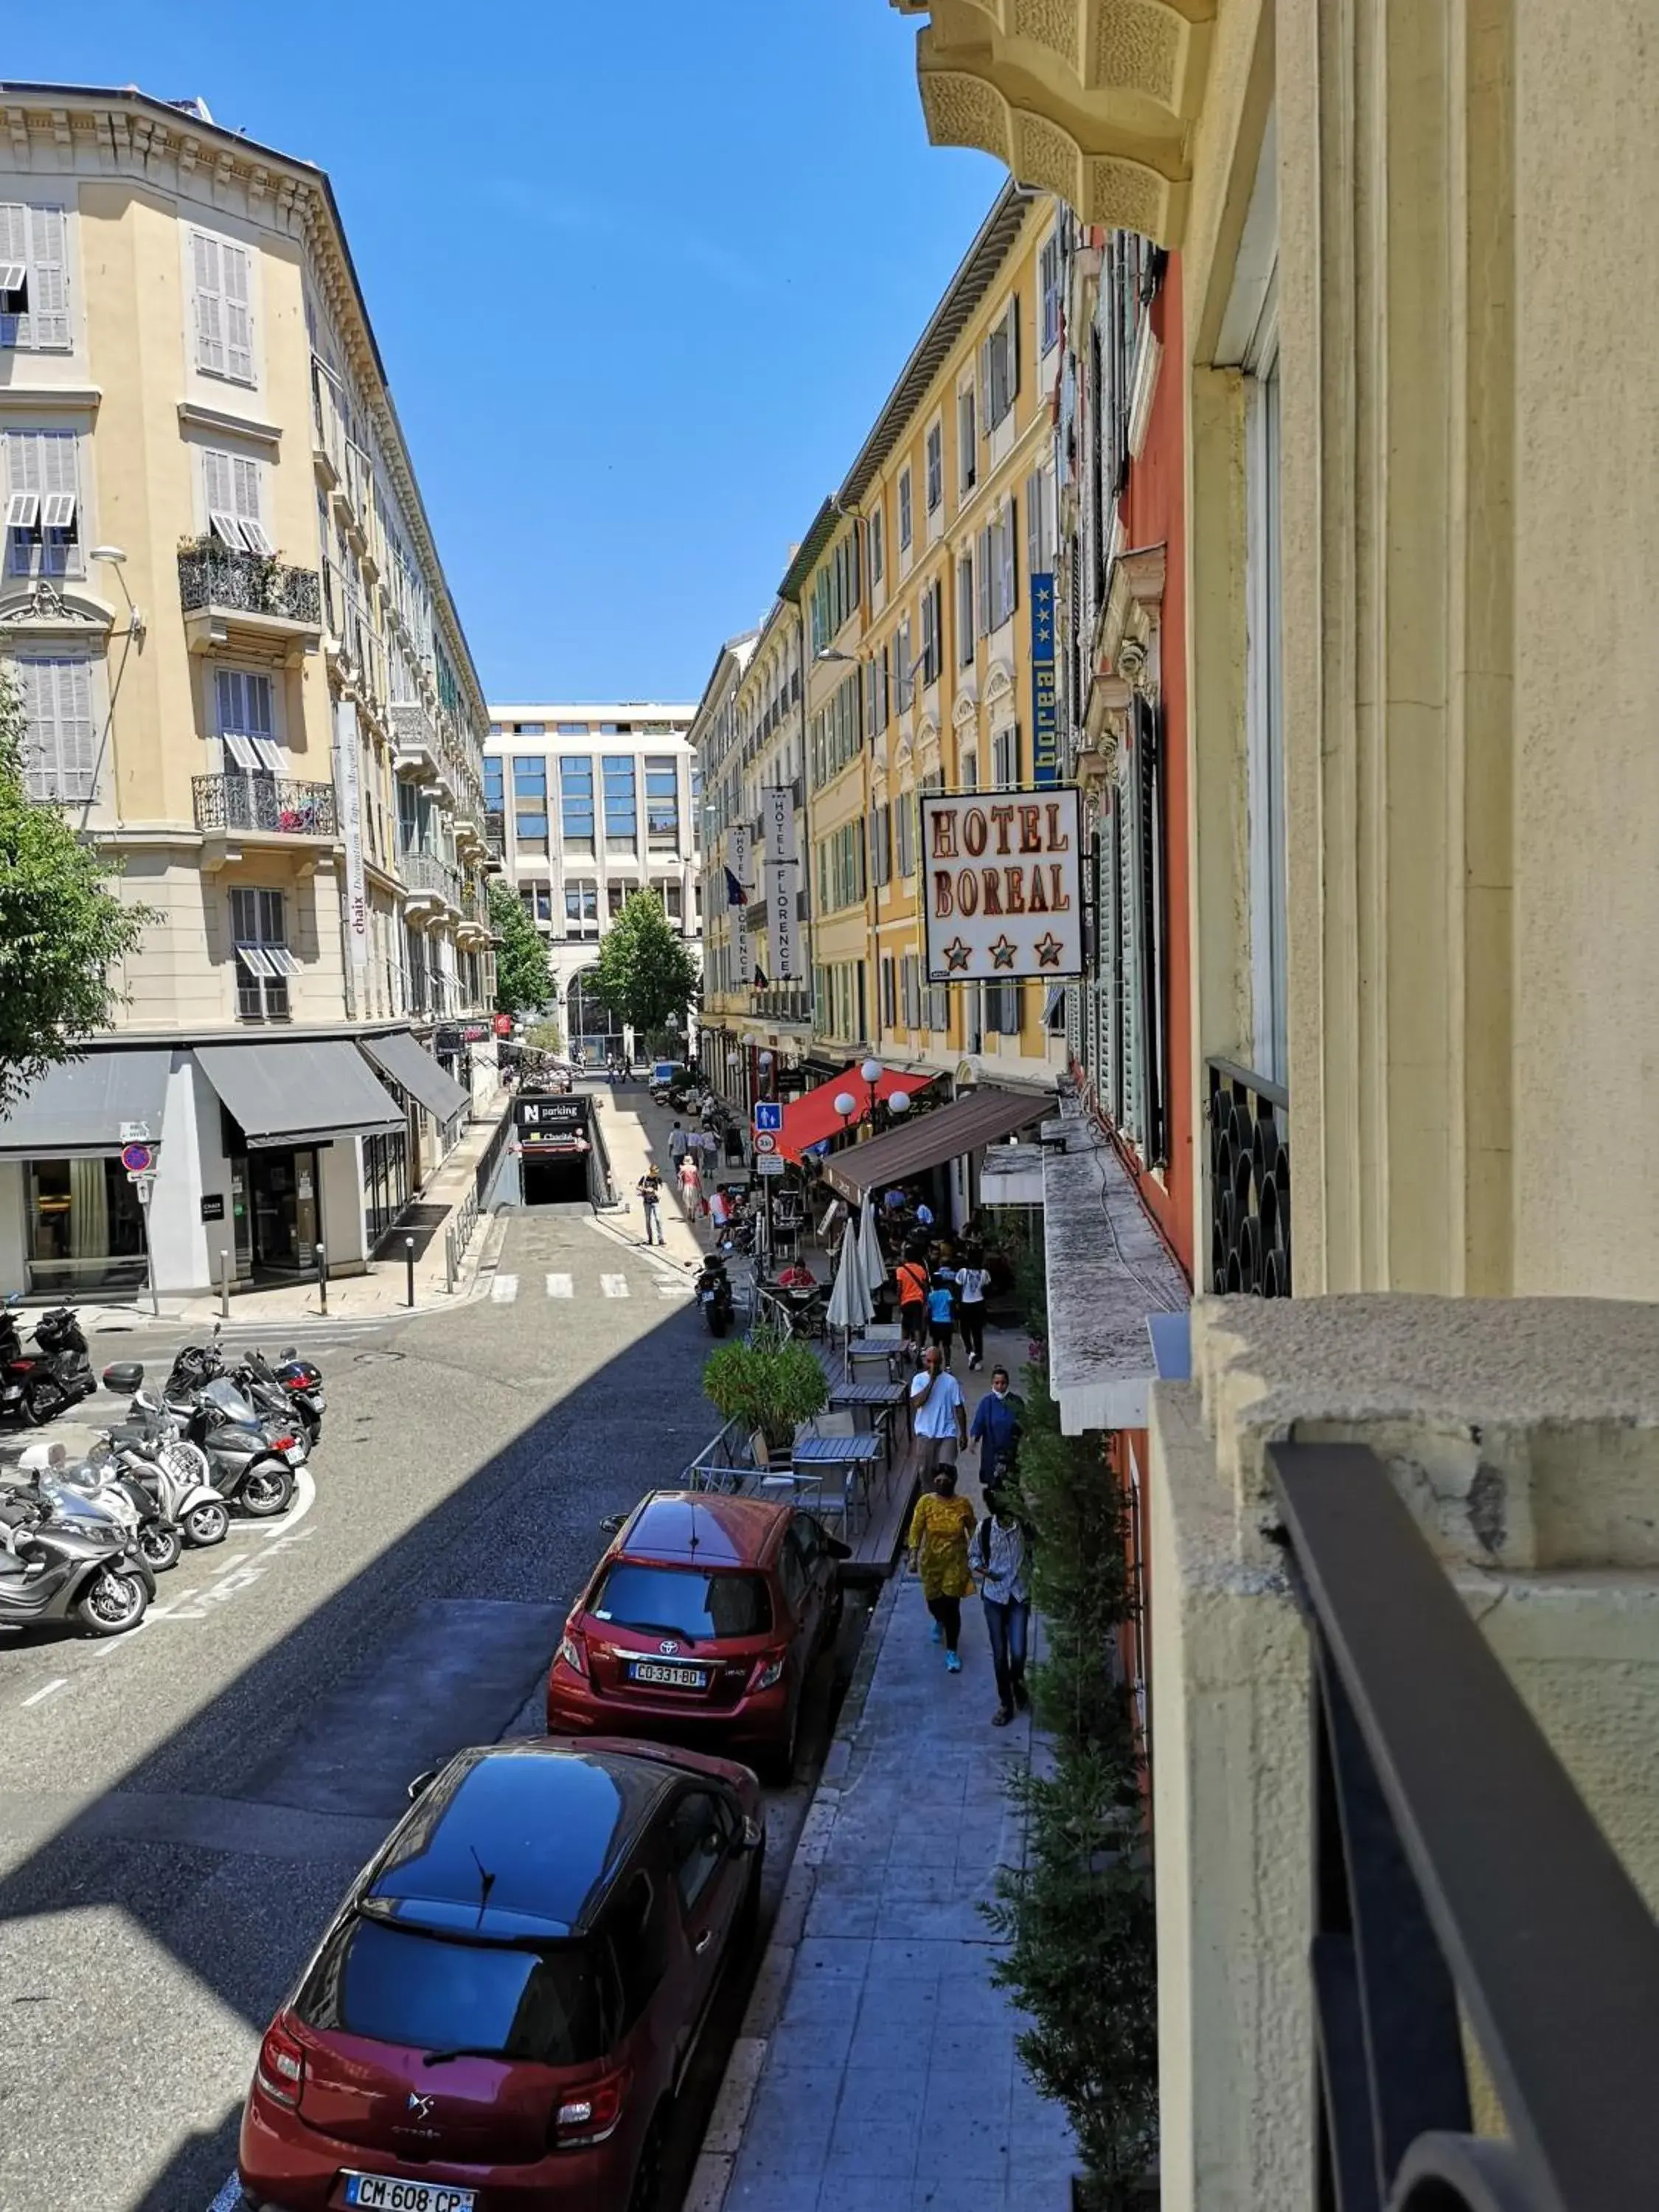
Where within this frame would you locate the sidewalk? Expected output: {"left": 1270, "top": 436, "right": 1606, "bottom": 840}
{"left": 588, "top": 1081, "right": 712, "bottom": 1273}
{"left": 692, "top": 1321, "right": 1079, "bottom": 2212}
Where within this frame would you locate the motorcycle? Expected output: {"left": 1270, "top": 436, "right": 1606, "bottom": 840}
{"left": 244, "top": 1346, "right": 324, "bottom": 1448}
{"left": 0, "top": 1482, "right": 155, "bottom": 1636}
{"left": 0, "top": 1296, "right": 97, "bottom": 1425}
{"left": 166, "top": 1333, "right": 310, "bottom": 1463}
{"left": 271, "top": 1347, "right": 326, "bottom": 1443}
{"left": 103, "top": 1363, "right": 299, "bottom": 1520}
{"left": 693, "top": 1257, "right": 736, "bottom": 1337}
{"left": 16, "top": 1439, "right": 182, "bottom": 1574}
{"left": 97, "top": 1384, "right": 232, "bottom": 1546}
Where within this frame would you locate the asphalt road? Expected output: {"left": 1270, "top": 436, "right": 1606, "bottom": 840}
{"left": 0, "top": 1200, "right": 863, "bottom": 2211}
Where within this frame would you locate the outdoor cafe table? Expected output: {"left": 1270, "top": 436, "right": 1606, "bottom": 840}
{"left": 828, "top": 1377, "right": 910, "bottom": 1462}
{"left": 846, "top": 1325, "right": 905, "bottom": 1383}
{"left": 789, "top": 1430, "right": 885, "bottom": 1534}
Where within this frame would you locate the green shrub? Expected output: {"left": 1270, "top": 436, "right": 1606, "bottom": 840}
{"left": 702, "top": 1328, "right": 828, "bottom": 1449}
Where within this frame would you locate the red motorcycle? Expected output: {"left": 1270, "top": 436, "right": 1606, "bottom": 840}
{"left": 0, "top": 1298, "right": 97, "bottom": 1425}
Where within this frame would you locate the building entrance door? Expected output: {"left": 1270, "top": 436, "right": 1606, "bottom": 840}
{"left": 246, "top": 1147, "right": 321, "bottom": 1276}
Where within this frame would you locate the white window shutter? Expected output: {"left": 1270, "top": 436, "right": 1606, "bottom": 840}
{"left": 976, "top": 525, "right": 991, "bottom": 635}
{"left": 0, "top": 203, "right": 25, "bottom": 293}
{"left": 16, "top": 656, "right": 94, "bottom": 801}
{"left": 203, "top": 448, "right": 243, "bottom": 546}
{"left": 222, "top": 243, "right": 254, "bottom": 382}
{"left": 1007, "top": 296, "right": 1020, "bottom": 400}
{"left": 24, "top": 206, "right": 69, "bottom": 349}
{"left": 1118, "top": 757, "right": 1144, "bottom": 1144}
{"left": 192, "top": 232, "right": 226, "bottom": 376}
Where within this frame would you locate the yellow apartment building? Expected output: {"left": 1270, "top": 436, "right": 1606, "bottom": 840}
{"left": 791, "top": 182, "right": 1066, "bottom": 1103}
{"left": 0, "top": 84, "right": 494, "bottom": 1299}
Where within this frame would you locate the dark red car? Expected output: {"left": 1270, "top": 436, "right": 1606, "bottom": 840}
{"left": 546, "top": 1492, "right": 844, "bottom": 1780}
{"left": 238, "top": 1737, "right": 762, "bottom": 2212}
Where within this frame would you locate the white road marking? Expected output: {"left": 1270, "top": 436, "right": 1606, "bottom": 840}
{"left": 207, "top": 2173, "right": 243, "bottom": 2212}
{"left": 490, "top": 1273, "right": 519, "bottom": 1303}
{"left": 546, "top": 1273, "right": 574, "bottom": 1298}
{"left": 658, "top": 1279, "right": 694, "bottom": 1297}
{"left": 20, "top": 1677, "right": 66, "bottom": 1708}
{"left": 600, "top": 1274, "right": 630, "bottom": 1298}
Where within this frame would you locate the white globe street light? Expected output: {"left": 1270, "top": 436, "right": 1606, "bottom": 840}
{"left": 860, "top": 1058, "right": 882, "bottom": 1086}
{"left": 833, "top": 1091, "right": 858, "bottom": 1121}
{"left": 888, "top": 1091, "right": 912, "bottom": 1114}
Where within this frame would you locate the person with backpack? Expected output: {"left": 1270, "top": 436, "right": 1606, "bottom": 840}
{"left": 895, "top": 1253, "right": 930, "bottom": 1349}
{"left": 970, "top": 1486, "right": 1032, "bottom": 1725}
{"left": 925, "top": 1269, "right": 959, "bottom": 1366}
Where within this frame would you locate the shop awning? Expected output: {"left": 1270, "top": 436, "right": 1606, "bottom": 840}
{"left": 820, "top": 1086, "right": 1050, "bottom": 1202}
{"left": 0, "top": 1048, "right": 173, "bottom": 1156}
{"left": 778, "top": 1064, "right": 934, "bottom": 1163}
{"left": 194, "top": 1040, "right": 404, "bottom": 1150}
{"left": 360, "top": 1029, "right": 470, "bottom": 1125}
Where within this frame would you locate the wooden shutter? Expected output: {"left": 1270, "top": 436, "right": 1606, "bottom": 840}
{"left": 1118, "top": 751, "right": 1144, "bottom": 1144}
{"left": 17, "top": 656, "right": 94, "bottom": 801}
{"left": 222, "top": 240, "right": 254, "bottom": 382}
{"left": 1006, "top": 493, "right": 1019, "bottom": 617}
{"left": 1138, "top": 696, "right": 1170, "bottom": 1166}
{"left": 24, "top": 206, "right": 69, "bottom": 349}
{"left": 1007, "top": 294, "right": 1020, "bottom": 401}
{"left": 976, "top": 525, "right": 992, "bottom": 635}
{"left": 192, "top": 232, "right": 226, "bottom": 375}
{"left": 203, "top": 449, "right": 241, "bottom": 545}
{"left": 231, "top": 454, "right": 270, "bottom": 551}
{"left": 0, "top": 204, "right": 26, "bottom": 297}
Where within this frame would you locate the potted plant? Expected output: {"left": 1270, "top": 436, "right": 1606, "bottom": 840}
{"left": 702, "top": 1326, "right": 827, "bottom": 1455}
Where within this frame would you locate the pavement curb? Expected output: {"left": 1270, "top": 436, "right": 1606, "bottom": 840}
{"left": 684, "top": 1568, "right": 908, "bottom": 2212}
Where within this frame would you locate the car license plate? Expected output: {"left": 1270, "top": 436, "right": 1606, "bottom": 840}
{"left": 627, "top": 1660, "right": 707, "bottom": 1689}
{"left": 342, "top": 2175, "right": 476, "bottom": 2211}
{"left": 310, "top": 1391, "right": 327, "bottom": 1410}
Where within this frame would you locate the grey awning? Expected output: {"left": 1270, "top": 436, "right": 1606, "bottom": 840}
{"left": 194, "top": 1040, "right": 404, "bottom": 1149}
{"left": 360, "top": 1029, "right": 470, "bottom": 1125}
{"left": 0, "top": 1048, "right": 173, "bottom": 1156}
{"left": 820, "top": 1087, "right": 1051, "bottom": 1203}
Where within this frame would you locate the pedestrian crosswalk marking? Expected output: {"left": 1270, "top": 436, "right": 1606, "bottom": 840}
{"left": 600, "top": 1274, "right": 630, "bottom": 1298}
{"left": 546, "top": 1273, "right": 574, "bottom": 1298}
{"left": 658, "top": 1279, "right": 693, "bottom": 1297}
{"left": 490, "top": 1274, "right": 519, "bottom": 1303}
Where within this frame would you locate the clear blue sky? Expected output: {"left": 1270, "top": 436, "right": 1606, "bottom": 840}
{"left": 7, "top": 3, "right": 1004, "bottom": 706}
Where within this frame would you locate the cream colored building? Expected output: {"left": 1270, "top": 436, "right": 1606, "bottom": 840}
{"left": 0, "top": 85, "right": 494, "bottom": 1298}
{"left": 893, "top": 4, "right": 1659, "bottom": 2204}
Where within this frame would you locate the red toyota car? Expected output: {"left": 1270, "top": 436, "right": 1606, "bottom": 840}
{"left": 238, "top": 1737, "right": 762, "bottom": 2212}
{"left": 546, "top": 1492, "right": 845, "bottom": 1780}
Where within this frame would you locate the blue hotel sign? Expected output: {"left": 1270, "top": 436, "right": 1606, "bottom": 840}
{"left": 1030, "top": 571, "right": 1059, "bottom": 785}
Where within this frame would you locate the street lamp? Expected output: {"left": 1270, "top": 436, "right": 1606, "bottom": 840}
{"left": 833, "top": 1090, "right": 858, "bottom": 1126}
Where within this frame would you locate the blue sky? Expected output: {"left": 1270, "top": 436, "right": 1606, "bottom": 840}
{"left": 7, "top": 3, "right": 1004, "bottom": 706}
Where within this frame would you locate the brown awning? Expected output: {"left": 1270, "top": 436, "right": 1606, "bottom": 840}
{"left": 821, "top": 1086, "right": 1051, "bottom": 1202}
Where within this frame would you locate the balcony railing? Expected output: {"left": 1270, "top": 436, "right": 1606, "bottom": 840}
{"left": 1269, "top": 1439, "right": 1659, "bottom": 2212}
{"left": 401, "top": 850, "right": 462, "bottom": 905}
{"left": 484, "top": 810, "right": 505, "bottom": 856}
{"left": 177, "top": 543, "right": 322, "bottom": 627}
{"left": 192, "top": 773, "right": 338, "bottom": 838}
{"left": 1207, "top": 1056, "right": 1290, "bottom": 1296}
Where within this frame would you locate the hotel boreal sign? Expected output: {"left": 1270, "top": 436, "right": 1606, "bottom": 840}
{"left": 921, "top": 786, "right": 1085, "bottom": 982}
{"left": 1030, "top": 571, "right": 1059, "bottom": 785}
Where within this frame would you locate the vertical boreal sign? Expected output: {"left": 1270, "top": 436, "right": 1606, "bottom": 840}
{"left": 921, "top": 787, "right": 1085, "bottom": 982}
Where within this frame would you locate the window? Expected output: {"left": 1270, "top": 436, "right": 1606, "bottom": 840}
{"left": 4, "top": 428, "right": 80, "bottom": 577}
{"left": 985, "top": 978, "right": 1023, "bottom": 1035}
{"left": 202, "top": 448, "right": 271, "bottom": 554}
{"left": 556, "top": 722, "right": 589, "bottom": 735}
{"left": 872, "top": 803, "right": 892, "bottom": 887}
{"left": 517, "top": 722, "right": 546, "bottom": 735}
{"left": 925, "top": 422, "right": 943, "bottom": 513}
{"left": 560, "top": 755, "right": 594, "bottom": 847}
{"left": 808, "top": 532, "right": 862, "bottom": 652}
{"left": 926, "top": 984, "right": 950, "bottom": 1033}
{"left": 880, "top": 956, "right": 897, "bottom": 1028}
{"left": 1247, "top": 338, "right": 1287, "bottom": 1085}
{"left": 1040, "top": 231, "right": 1062, "bottom": 353}
{"left": 513, "top": 758, "right": 548, "bottom": 840}
{"left": 520, "top": 880, "right": 553, "bottom": 923}
{"left": 0, "top": 203, "right": 69, "bottom": 352}
{"left": 1026, "top": 467, "right": 1053, "bottom": 578}
{"left": 229, "top": 886, "right": 294, "bottom": 1021}
{"left": 919, "top": 579, "right": 942, "bottom": 689}
{"left": 981, "top": 498, "right": 1020, "bottom": 633}
{"left": 190, "top": 229, "right": 255, "bottom": 386}
{"left": 644, "top": 757, "right": 678, "bottom": 849}
{"left": 865, "top": 647, "right": 889, "bottom": 740}
{"left": 869, "top": 503, "right": 885, "bottom": 586}
{"left": 958, "top": 385, "right": 976, "bottom": 494}
{"left": 661, "top": 880, "right": 683, "bottom": 922}
{"left": 956, "top": 553, "right": 975, "bottom": 666}
{"left": 894, "top": 619, "right": 912, "bottom": 714}
{"left": 607, "top": 882, "right": 625, "bottom": 919}
{"left": 984, "top": 293, "right": 1020, "bottom": 428}
{"left": 895, "top": 794, "right": 915, "bottom": 880}
{"left": 901, "top": 953, "right": 921, "bottom": 1029}
{"left": 609, "top": 1872, "right": 669, "bottom": 2029}
{"left": 13, "top": 656, "right": 95, "bottom": 802}
{"left": 815, "top": 820, "right": 866, "bottom": 912}
{"left": 484, "top": 756, "right": 504, "bottom": 812}
{"left": 603, "top": 755, "right": 636, "bottom": 847}
{"left": 808, "top": 674, "right": 861, "bottom": 790}
{"left": 215, "top": 669, "right": 281, "bottom": 773}
{"left": 564, "top": 880, "right": 599, "bottom": 939}
{"left": 992, "top": 725, "right": 1020, "bottom": 789}
{"left": 898, "top": 467, "right": 913, "bottom": 551}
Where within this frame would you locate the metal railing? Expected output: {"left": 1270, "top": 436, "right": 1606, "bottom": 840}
{"left": 390, "top": 700, "right": 440, "bottom": 765}
{"left": 1270, "top": 1440, "right": 1659, "bottom": 2212}
{"left": 400, "top": 850, "right": 462, "bottom": 905}
{"left": 1207, "top": 1055, "right": 1291, "bottom": 1296}
{"left": 192, "top": 773, "right": 338, "bottom": 837}
{"left": 484, "top": 810, "right": 506, "bottom": 855}
{"left": 178, "top": 543, "right": 322, "bottom": 627}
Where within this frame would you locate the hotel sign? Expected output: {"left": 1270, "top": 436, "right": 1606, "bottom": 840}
{"left": 1030, "top": 571, "right": 1059, "bottom": 785}
{"left": 921, "top": 787, "right": 1085, "bottom": 982}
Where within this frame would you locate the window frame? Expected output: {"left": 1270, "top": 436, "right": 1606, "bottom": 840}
{"left": 229, "top": 884, "right": 293, "bottom": 1022}
{"left": 897, "top": 467, "right": 913, "bottom": 552}
{"left": 4, "top": 426, "right": 83, "bottom": 579}
{"left": 925, "top": 421, "right": 943, "bottom": 515}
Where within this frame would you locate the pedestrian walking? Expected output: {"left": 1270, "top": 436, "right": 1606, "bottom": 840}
{"left": 969, "top": 1366, "right": 1026, "bottom": 1483}
{"left": 895, "top": 1253, "right": 930, "bottom": 1349}
{"left": 667, "top": 1120, "right": 689, "bottom": 1169}
{"left": 907, "top": 1464, "right": 978, "bottom": 1672}
{"left": 925, "top": 1270, "right": 958, "bottom": 1366}
{"left": 909, "top": 1343, "right": 967, "bottom": 1483}
{"left": 970, "top": 1487, "right": 1032, "bottom": 1724}
{"left": 956, "top": 1247, "right": 989, "bottom": 1369}
{"left": 678, "top": 1152, "right": 708, "bottom": 1217}
{"left": 637, "top": 1163, "right": 664, "bottom": 1245}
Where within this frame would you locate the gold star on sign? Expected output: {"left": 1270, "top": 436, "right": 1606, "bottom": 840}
{"left": 942, "top": 936, "right": 972, "bottom": 973}
{"left": 990, "top": 934, "right": 1017, "bottom": 970}
{"left": 1034, "top": 932, "right": 1064, "bottom": 968}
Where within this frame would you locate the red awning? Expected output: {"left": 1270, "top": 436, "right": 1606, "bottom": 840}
{"left": 778, "top": 1064, "right": 935, "bottom": 1163}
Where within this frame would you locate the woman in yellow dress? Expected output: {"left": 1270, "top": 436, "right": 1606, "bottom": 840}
{"left": 907, "top": 1465, "right": 978, "bottom": 1674}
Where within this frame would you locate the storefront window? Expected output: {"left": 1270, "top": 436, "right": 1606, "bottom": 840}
{"left": 364, "top": 1128, "right": 408, "bottom": 1249}
{"left": 26, "top": 1158, "right": 147, "bottom": 1293}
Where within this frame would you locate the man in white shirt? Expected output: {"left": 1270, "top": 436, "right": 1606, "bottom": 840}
{"left": 667, "top": 1121, "right": 689, "bottom": 1169}
{"left": 909, "top": 1345, "right": 967, "bottom": 1475}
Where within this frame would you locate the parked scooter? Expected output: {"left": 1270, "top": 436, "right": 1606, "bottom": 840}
{"left": 18, "top": 1439, "right": 182, "bottom": 1574}
{"left": 0, "top": 1296, "right": 97, "bottom": 1425}
{"left": 0, "top": 1481, "right": 155, "bottom": 1636}
{"left": 98, "top": 1387, "right": 232, "bottom": 1546}
{"left": 102, "top": 1362, "right": 299, "bottom": 1519}
{"left": 242, "top": 1346, "right": 324, "bottom": 1449}
{"left": 693, "top": 1255, "right": 736, "bottom": 1336}
{"left": 166, "top": 1332, "right": 310, "bottom": 1462}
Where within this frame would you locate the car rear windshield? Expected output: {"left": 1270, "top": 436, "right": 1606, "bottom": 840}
{"left": 295, "top": 1917, "right": 611, "bottom": 2065}
{"left": 591, "top": 1562, "right": 772, "bottom": 1641}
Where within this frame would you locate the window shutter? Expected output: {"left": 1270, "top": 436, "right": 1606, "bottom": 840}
{"left": 24, "top": 206, "right": 69, "bottom": 349}
{"left": 1118, "top": 756, "right": 1144, "bottom": 1143}
{"left": 203, "top": 449, "right": 242, "bottom": 545}
{"left": 0, "top": 204, "right": 26, "bottom": 296}
{"left": 192, "top": 232, "right": 226, "bottom": 375}
{"left": 18, "top": 657, "right": 94, "bottom": 801}
{"left": 231, "top": 454, "right": 271, "bottom": 551}
{"left": 976, "top": 525, "right": 992, "bottom": 635}
{"left": 1007, "top": 295, "right": 1020, "bottom": 400}
{"left": 1006, "top": 493, "right": 1019, "bottom": 616}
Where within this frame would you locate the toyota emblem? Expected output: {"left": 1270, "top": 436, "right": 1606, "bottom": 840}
{"left": 659, "top": 1639, "right": 680, "bottom": 1657}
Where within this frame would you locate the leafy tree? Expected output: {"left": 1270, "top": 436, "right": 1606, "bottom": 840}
{"left": 0, "top": 667, "right": 152, "bottom": 1114}
{"left": 593, "top": 888, "right": 700, "bottom": 1042}
{"left": 487, "top": 877, "right": 554, "bottom": 1016}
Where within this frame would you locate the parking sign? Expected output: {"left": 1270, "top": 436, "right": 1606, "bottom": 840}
{"left": 754, "top": 1101, "right": 782, "bottom": 1132}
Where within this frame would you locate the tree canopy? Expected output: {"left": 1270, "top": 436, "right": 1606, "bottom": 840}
{"left": 487, "top": 877, "right": 554, "bottom": 1015}
{"left": 0, "top": 669, "right": 151, "bottom": 1114}
{"left": 594, "top": 888, "right": 700, "bottom": 1043}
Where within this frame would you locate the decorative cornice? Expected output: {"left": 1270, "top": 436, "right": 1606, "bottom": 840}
{"left": 176, "top": 400, "right": 282, "bottom": 451}
{"left": 0, "top": 578, "right": 114, "bottom": 639}
{"left": 0, "top": 385, "right": 101, "bottom": 414}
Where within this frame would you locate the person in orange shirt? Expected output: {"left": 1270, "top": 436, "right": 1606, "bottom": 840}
{"left": 894, "top": 1255, "right": 930, "bottom": 1348}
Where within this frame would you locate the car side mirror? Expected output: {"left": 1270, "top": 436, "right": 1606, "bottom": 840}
{"left": 739, "top": 1815, "right": 765, "bottom": 1854}
{"left": 406, "top": 1767, "right": 439, "bottom": 1802}
{"left": 599, "top": 1513, "right": 625, "bottom": 1537}
{"left": 823, "top": 1535, "right": 852, "bottom": 1562}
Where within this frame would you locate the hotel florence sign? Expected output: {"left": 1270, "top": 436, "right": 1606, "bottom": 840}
{"left": 921, "top": 787, "right": 1085, "bottom": 984}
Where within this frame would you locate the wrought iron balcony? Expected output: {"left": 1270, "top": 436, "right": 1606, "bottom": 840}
{"left": 1207, "top": 1056, "right": 1290, "bottom": 1296}
{"left": 400, "top": 849, "right": 462, "bottom": 908}
{"left": 192, "top": 773, "right": 337, "bottom": 838}
{"left": 1269, "top": 1439, "right": 1659, "bottom": 2212}
{"left": 177, "top": 543, "right": 322, "bottom": 629}
{"left": 484, "top": 810, "right": 506, "bottom": 856}
{"left": 389, "top": 700, "right": 442, "bottom": 782}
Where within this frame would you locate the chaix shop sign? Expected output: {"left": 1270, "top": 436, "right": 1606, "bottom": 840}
{"left": 920, "top": 786, "right": 1085, "bottom": 983}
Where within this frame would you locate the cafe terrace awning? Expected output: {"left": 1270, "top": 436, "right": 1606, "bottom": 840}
{"left": 819, "top": 1085, "right": 1050, "bottom": 1203}
{"left": 778, "top": 1064, "right": 934, "bottom": 1164}
{"left": 193, "top": 1040, "right": 404, "bottom": 1150}
{"left": 0, "top": 1048, "right": 173, "bottom": 1157}
{"left": 359, "top": 1029, "right": 470, "bottom": 1125}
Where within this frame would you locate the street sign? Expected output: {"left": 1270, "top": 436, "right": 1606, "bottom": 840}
{"left": 119, "top": 1121, "right": 152, "bottom": 1144}
{"left": 754, "top": 1101, "right": 782, "bottom": 1132}
{"left": 755, "top": 1152, "right": 786, "bottom": 1176}
{"left": 120, "top": 1142, "right": 154, "bottom": 1173}
{"left": 753, "top": 1131, "right": 777, "bottom": 1155}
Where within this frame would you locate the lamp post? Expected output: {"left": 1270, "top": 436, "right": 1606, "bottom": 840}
{"left": 757, "top": 1048, "right": 776, "bottom": 1272}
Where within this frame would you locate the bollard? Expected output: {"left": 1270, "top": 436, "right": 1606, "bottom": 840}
{"left": 444, "top": 1225, "right": 456, "bottom": 1296}
{"left": 219, "top": 1247, "right": 231, "bottom": 1321}
{"left": 405, "top": 1234, "right": 416, "bottom": 1309}
{"left": 314, "top": 1241, "right": 327, "bottom": 1315}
